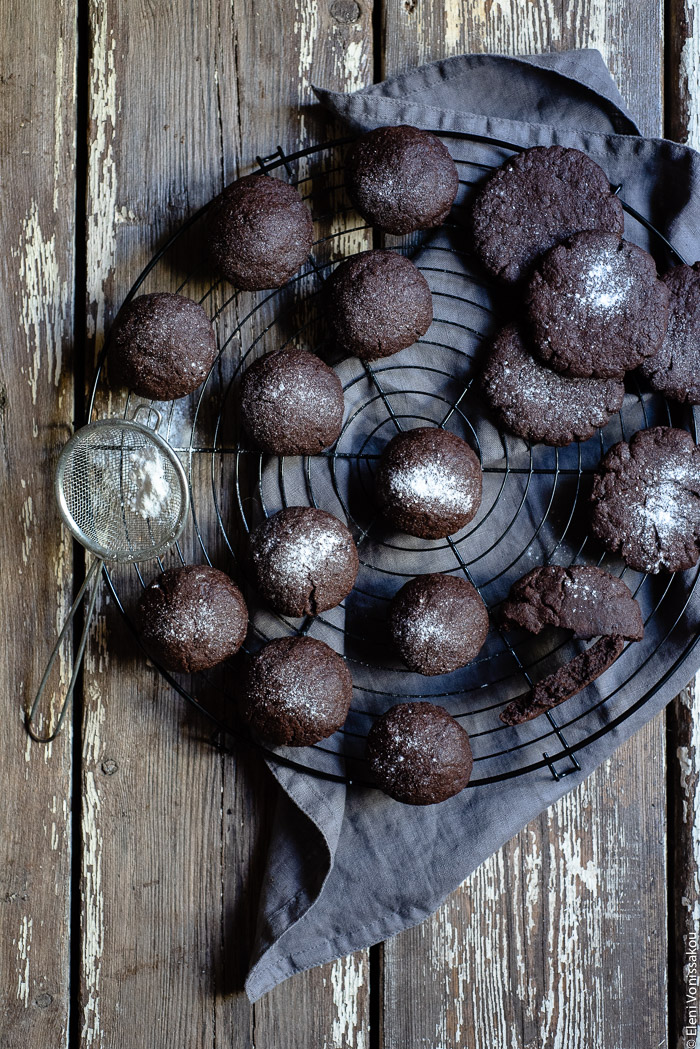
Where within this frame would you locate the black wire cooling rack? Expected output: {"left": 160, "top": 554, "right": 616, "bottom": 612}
{"left": 87, "top": 130, "right": 700, "bottom": 788}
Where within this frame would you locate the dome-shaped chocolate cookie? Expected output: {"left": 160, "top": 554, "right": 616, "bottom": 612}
{"left": 641, "top": 262, "right": 700, "bottom": 404}
{"left": 590, "top": 426, "right": 700, "bottom": 573}
{"left": 389, "top": 573, "right": 489, "bottom": 675}
{"left": 471, "top": 144, "right": 625, "bottom": 284}
{"left": 239, "top": 348, "right": 344, "bottom": 455}
{"left": 248, "top": 506, "right": 359, "bottom": 616}
{"left": 375, "top": 427, "right": 482, "bottom": 539}
{"left": 208, "top": 174, "right": 313, "bottom": 290}
{"left": 108, "top": 293, "right": 217, "bottom": 400}
{"left": 367, "top": 702, "right": 473, "bottom": 804}
{"left": 237, "top": 636, "right": 352, "bottom": 746}
{"left": 346, "top": 124, "right": 459, "bottom": 235}
{"left": 326, "top": 249, "right": 432, "bottom": 361}
{"left": 526, "top": 231, "right": 670, "bottom": 379}
{"left": 481, "top": 324, "right": 625, "bottom": 446}
{"left": 137, "top": 565, "right": 248, "bottom": 672}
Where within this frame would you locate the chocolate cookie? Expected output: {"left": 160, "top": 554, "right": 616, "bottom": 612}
{"left": 389, "top": 573, "right": 489, "bottom": 676}
{"left": 526, "top": 231, "right": 670, "bottom": 378}
{"left": 641, "top": 262, "right": 700, "bottom": 404}
{"left": 137, "top": 565, "right": 248, "bottom": 673}
{"left": 326, "top": 249, "right": 432, "bottom": 361}
{"left": 108, "top": 293, "right": 217, "bottom": 400}
{"left": 248, "top": 506, "right": 359, "bottom": 616}
{"left": 345, "top": 125, "right": 459, "bottom": 235}
{"left": 237, "top": 636, "right": 352, "bottom": 746}
{"left": 500, "top": 635, "right": 625, "bottom": 726}
{"left": 239, "top": 347, "right": 344, "bottom": 455}
{"left": 590, "top": 426, "right": 700, "bottom": 573}
{"left": 208, "top": 174, "right": 313, "bottom": 290}
{"left": 481, "top": 325, "right": 625, "bottom": 446}
{"left": 501, "top": 565, "right": 644, "bottom": 641}
{"left": 375, "top": 427, "right": 482, "bottom": 539}
{"left": 366, "top": 702, "right": 473, "bottom": 805}
{"left": 471, "top": 145, "right": 625, "bottom": 284}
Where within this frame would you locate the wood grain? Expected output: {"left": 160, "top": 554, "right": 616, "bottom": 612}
{"left": 379, "top": 2, "right": 669, "bottom": 1046}
{"left": 666, "top": 7, "right": 700, "bottom": 1043}
{"left": 80, "top": 0, "right": 373, "bottom": 1045}
{"left": 0, "top": 0, "right": 76, "bottom": 1045}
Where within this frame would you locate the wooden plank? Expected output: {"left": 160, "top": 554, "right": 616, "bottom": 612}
{"left": 379, "top": 2, "right": 669, "bottom": 1046}
{"left": 0, "top": 0, "right": 77, "bottom": 1045}
{"left": 81, "top": 0, "right": 373, "bottom": 1045}
{"left": 666, "top": 6, "right": 700, "bottom": 1043}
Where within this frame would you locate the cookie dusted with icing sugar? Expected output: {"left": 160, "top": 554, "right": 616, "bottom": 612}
{"left": 346, "top": 125, "right": 459, "bottom": 235}
{"left": 526, "top": 231, "right": 669, "bottom": 378}
{"left": 389, "top": 573, "right": 488, "bottom": 676}
{"left": 137, "top": 566, "right": 248, "bottom": 673}
{"left": 375, "top": 427, "right": 482, "bottom": 540}
{"left": 367, "top": 702, "right": 473, "bottom": 805}
{"left": 471, "top": 145, "right": 624, "bottom": 284}
{"left": 590, "top": 426, "right": 700, "bottom": 573}
{"left": 237, "top": 636, "right": 353, "bottom": 746}
{"left": 248, "top": 506, "right": 358, "bottom": 617}
{"left": 481, "top": 325, "right": 625, "bottom": 446}
{"left": 641, "top": 261, "right": 700, "bottom": 404}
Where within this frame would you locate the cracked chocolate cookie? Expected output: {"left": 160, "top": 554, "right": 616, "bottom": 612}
{"left": 389, "top": 573, "right": 489, "bottom": 676}
{"left": 375, "top": 427, "right": 482, "bottom": 539}
{"left": 367, "top": 702, "right": 473, "bottom": 805}
{"left": 108, "top": 292, "right": 217, "bottom": 400}
{"left": 526, "top": 230, "right": 670, "bottom": 378}
{"left": 236, "top": 636, "right": 353, "bottom": 746}
{"left": 481, "top": 324, "right": 625, "bottom": 446}
{"left": 137, "top": 565, "right": 248, "bottom": 673}
{"left": 248, "top": 506, "right": 359, "bottom": 616}
{"left": 326, "top": 249, "right": 433, "bottom": 361}
{"left": 208, "top": 173, "right": 313, "bottom": 290}
{"left": 590, "top": 426, "right": 700, "bottom": 573}
{"left": 239, "top": 347, "right": 345, "bottom": 455}
{"left": 346, "top": 125, "right": 459, "bottom": 234}
{"left": 471, "top": 145, "right": 624, "bottom": 284}
{"left": 501, "top": 564, "right": 643, "bottom": 641}
{"left": 641, "top": 261, "right": 700, "bottom": 404}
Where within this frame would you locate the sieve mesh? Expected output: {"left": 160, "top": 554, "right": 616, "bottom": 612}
{"left": 55, "top": 420, "right": 189, "bottom": 563}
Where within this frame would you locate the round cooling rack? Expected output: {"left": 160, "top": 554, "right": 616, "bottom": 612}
{"left": 88, "top": 131, "right": 700, "bottom": 788}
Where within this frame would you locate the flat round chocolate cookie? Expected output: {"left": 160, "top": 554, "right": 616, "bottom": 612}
{"left": 345, "top": 125, "right": 459, "bottom": 235}
{"left": 137, "top": 565, "right": 248, "bottom": 673}
{"left": 481, "top": 325, "right": 625, "bottom": 446}
{"left": 237, "top": 636, "right": 353, "bottom": 746}
{"left": 471, "top": 145, "right": 625, "bottom": 284}
{"left": 108, "top": 293, "right": 217, "bottom": 400}
{"left": 366, "top": 702, "right": 473, "bottom": 805}
{"left": 239, "top": 347, "right": 344, "bottom": 455}
{"left": 389, "top": 573, "right": 489, "bottom": 676}
{"left": 208, "top": 173, "right": 313, "bottom": 290}
{"left": 248, "top": 506, "right": 359, "bottom": 616}
{"left": 326, "top": 249, "right": 432, "bottom": 361}
{"left": 501, "top": 564, "right": 644, "bottom": 640}
{"left": 526, "top": 231, "right": 670, "bottom": 378}
{"left": 375, "top": 427, "right": 482, "bottom": 539}
{"left": 641, "top": 262, "right": 700, "bottom": 404}
{"left": 590, "top": 426, "right": 700, "bottom": 573}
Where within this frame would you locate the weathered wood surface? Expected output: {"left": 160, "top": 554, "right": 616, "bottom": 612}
{"left": 379, "top": 2, "right": 669, "bottom": 1047}
{"left": 1, "top": 0, "right": 697, "bottom": 1046}
{"left": 79, "top": 1, "right": 372, "bottom": 1046}
{"left": 0, "top": 0, "right": 76, "bottom": 1045}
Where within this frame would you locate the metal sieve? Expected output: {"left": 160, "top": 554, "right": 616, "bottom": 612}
{"left": 26, "top": 408, "right": 190, "bottom": 742}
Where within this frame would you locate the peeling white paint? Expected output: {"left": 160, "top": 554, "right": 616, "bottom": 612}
{"left": 15, "top": 914, "right": 32, "bottom": 1007}
{"left": 326, "top": 953, "right": 367, "bottom": 1049}
{"left": 680, "top": 1, "right": 700, "bottom": 147}
{"left": 81, "top": 682, "right": 106, "bottom": 1046}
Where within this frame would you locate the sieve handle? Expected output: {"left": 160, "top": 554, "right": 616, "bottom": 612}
{"left": 26, "top": 558, "right": 104, "bottom": 743}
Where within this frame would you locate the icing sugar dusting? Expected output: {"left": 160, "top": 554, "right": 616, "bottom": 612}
{"left": 125, "top": 447, "right": 172, "bottom": 519}
{"left": 387, "top": 459, "right": 474, "bottom": 513}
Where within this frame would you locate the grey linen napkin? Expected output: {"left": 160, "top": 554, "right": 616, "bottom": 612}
{"left": 244, "top": 49, "right": 700, "bottom": 1001}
